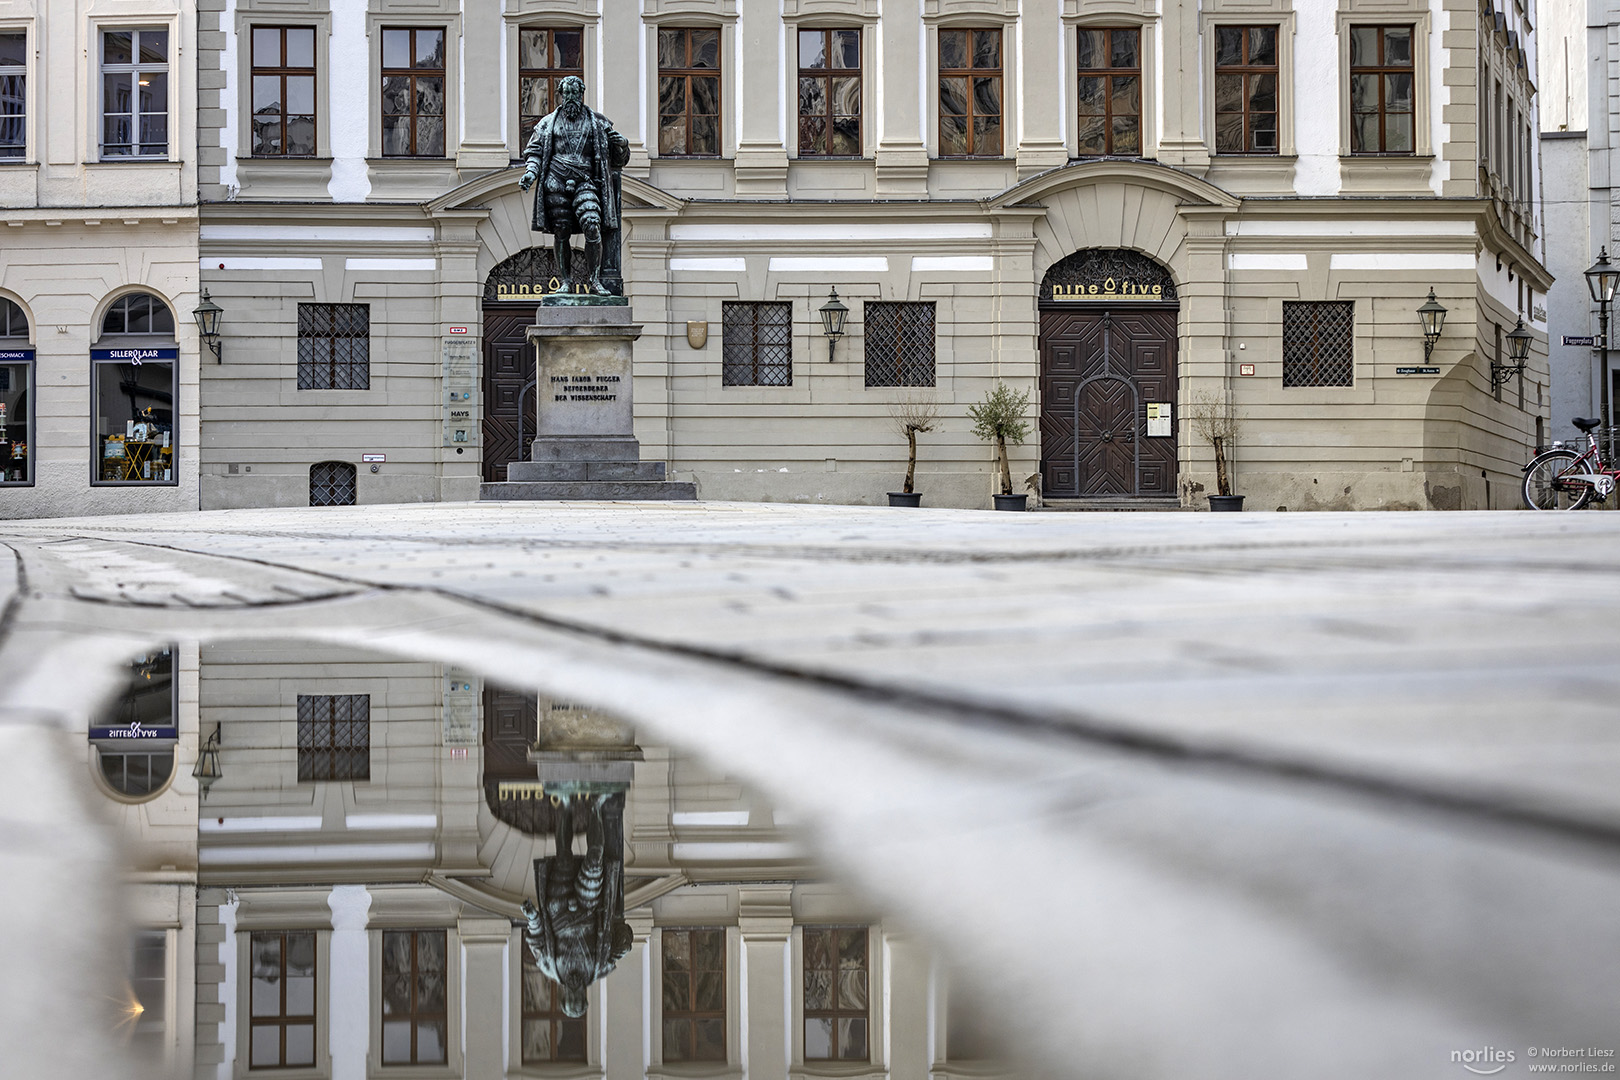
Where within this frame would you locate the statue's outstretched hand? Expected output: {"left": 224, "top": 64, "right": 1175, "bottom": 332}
{"left": 519, "top": 165, "right": 538, "bottom": 192}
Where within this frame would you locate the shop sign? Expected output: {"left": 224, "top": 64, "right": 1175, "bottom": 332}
{"left": 1039, "top": 248, "right": 1178, "bottom": 305}
{"left": 442, "top": 338, "right": 479, "bottom": 447}
{"left": 89, "top": 720, "right": 177, "bottom": 741}
{"left": 1395, "top": 366, "right": 1440, "bottom": 375}
{"left": 91, "top": 347, "right": 179, "bottom": 364}
{"left": 0, "top": 349, "right": 34, "bottom": 361}
{"left": 1049, "top": 279, "right": 1167, "bottom": 301}
{"left": 492, "top": 282, "right": 564, "bottom": 302}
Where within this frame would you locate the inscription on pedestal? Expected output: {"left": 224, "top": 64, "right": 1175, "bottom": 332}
{"left": 552, "top": 374, "right": 622, "bottom": 403}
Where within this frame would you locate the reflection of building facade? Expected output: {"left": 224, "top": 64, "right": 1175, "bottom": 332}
{"left": 196, "top": 2, "right": 1548, "bottom": 512}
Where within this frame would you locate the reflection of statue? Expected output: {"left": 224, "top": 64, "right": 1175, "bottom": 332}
{"left": 518, "top": 76, "right": 630, "bottom": 297}
{"left": 520, "top": 791, "right": 632, "bottom": 1016}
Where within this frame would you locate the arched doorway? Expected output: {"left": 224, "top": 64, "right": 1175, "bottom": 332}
{"left": 482, "top": 248, "right": 563, "bottom": 482}
{"left": 1038, "top": 249, "right": 1178, "bottom": 499}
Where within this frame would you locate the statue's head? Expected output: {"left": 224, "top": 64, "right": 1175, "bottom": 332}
{"left": 558, "top": 76, "right": 586, "bottom": 117}
{"left": 561, "top": 985, "right": 589, "bottom": 1018}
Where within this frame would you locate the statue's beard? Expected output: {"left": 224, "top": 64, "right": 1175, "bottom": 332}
{"left": 561, "top": 100, "right": 584, "bottom": 121}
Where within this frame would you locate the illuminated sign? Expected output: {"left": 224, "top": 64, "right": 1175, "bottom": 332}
{"left": 1048, "top": 279, "right": 1165, "bottom": 301}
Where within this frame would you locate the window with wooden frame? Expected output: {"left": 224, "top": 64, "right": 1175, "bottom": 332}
{"left": 0, "top": 32, "right": 25, "bottom": 159}
{"left": 518, "top": 28, "right": 583, "bottom": 142}
{"left": 250, "top": 27, "right": 316, "bottom": 156}
{"left": 797, "top": 29, "right": 861, "bottom": 157}
{"left": 1076, "top": 27, "right": 1140, "bottom": 157}
{"left": 100, "top": 28, "right": 169, "bottom": 158}
{"left": 1348, "top": 25, "right": 1414, "bottom": 154}
{"left": 297, "top": 303, "right": 369, "bottom": 390}
{"left": 721, "top": 301, "right": 792, "bottom": 387}
{"left": 657, "top": 27, "right": 720, "bottom": 156}
{"left": 938, "top": 28, "right": 1001, "bottom": 157}
{"left": 521, "top": 945, "right": 587, "bottom": 1064}
{"left": 1282, "top": 301, "right": 1354, "bottom": 388}
{"left": 864, "top": 302, "right": 936, "bottom": 388}
{"left": 381, "top": 930, "right": 448, "bottom": 1066}
{"left": 380, "top": 27, "right": 446, "bottom": 157}
{"left": 662, "top": 928, "right": 726, "bottom": 1062}
{"left": 1213, "top": 26, "right": 1278, "bottom": 155}
{"left": 803, "top": 927, "right": 869, "bottom": 1061}
{"left": 296, "top": 693, "right": 370, "bottom": 780}
{"left": 249, "top": 931, "right": 317, "bottom": 1069}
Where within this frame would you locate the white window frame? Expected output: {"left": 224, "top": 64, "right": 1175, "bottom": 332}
{"left": 98, "top": 25, "right": 173, "bottom": 161}
{"left": 0, "top": 23, "right": 30, "bottom": 162}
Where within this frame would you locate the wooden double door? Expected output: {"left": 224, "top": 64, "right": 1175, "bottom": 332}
{"left": 481, "top": 307, "right": 535, "bottom": 483}
{"left": 1039, "top": 306, "right": 1178, "bottom": 499}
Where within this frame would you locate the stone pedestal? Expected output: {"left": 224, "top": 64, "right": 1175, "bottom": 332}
{"left": 479, "top": 302, "right": 695, "bottom": 501}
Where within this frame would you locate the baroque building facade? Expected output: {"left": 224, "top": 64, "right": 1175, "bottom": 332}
{"left": 192, "top": 0, "right": 1549, "bottom": 512}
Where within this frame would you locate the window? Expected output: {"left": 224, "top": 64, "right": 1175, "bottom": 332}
{"left": 94, "top": 294, "right": 177, "bottom": 485}
{"left": 721, "top": 301, "right": 792, "bottom": 386}
{"left": 1282, "top": 301, "right": 1354, "bottom": 387}
{"left": 101, "top": 28, "right": 169, "bottom": 158}
{"left": 251, "top": 27, "right": 316, "bottom": 157}
{"left": 0, "top": 297, "right": 32, "bottom": 485}
{"left": 1348, "top": 26, "right": 1414, "bottom": 154}
{"left": 382, "top": 931, "right": 448, "bottom": 1066}
{"left": 521, "top": 944, "right": 587, "bottom": 1063}
{"left": 309, "top": 461, "right": 357, "bottom": 506}
{"left": 381, "top": 28, "right": 445, "bottom": 157}
{"left": 662, "top": 928, "right": 725, "bottom": 1062}
{"left": 938, "top": 28, "right": 1001, "bottom": 156}
{"left": 296, "top": 693, "right": 370, "bottom": 780}
{"left": 103, "top": 293, "right": 175, "bottom": 337}
{"left": 1213, "top": 26, "right": 1277, "bottom": 155}
{"left": 297, "top": 303, "right": 370, "bottom": 390}
{"left": 1076, "top": 27, "right": 1140, "bottom": 156}
{"left": 0, "top": 32, "right": 24, "bottom": 158}
{"left": 803, "top": 927, "right": 868, "bottom": 1061}
{"left": 864, "top": 302, "right": 936, "bottom": 387}
{"left": 657, "top": 28, "right": 720, "bottom": 156}
{"left": 250, "top": 931, "right": 317, "bottom": 1069}
{"left": 93, "top": 648, "right": 177, "bottom": 797}
{"left": 518, "top": 28, "right": 583, "bottom": 141}
{"left": 129, "top": 930, "right": 168, "bottom": 1061}
{"left": 798, "top": 29, "right": 860, "bottom": 156}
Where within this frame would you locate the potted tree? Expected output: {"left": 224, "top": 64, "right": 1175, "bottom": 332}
{"left": 886, "top": 395, "right": 939, "bottom": 507}
{"left": 1187, "top": 390, "right": 1245, "bottom": 511}
{"left": 969, "top": 383, "right": 1033, "bottom": 511}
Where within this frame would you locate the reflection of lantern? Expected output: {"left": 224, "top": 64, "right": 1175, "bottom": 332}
{"left": 192, "top": 726, "right": 222, "bottom": 799}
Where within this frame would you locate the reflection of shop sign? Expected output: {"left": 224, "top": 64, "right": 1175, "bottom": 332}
{"left": 0, "top": 350, "right": 34, "bottom": 361}
{"left": 497, "top": 781, "right": 550, "bottom": 799}
{"left": 92, "top": 348, "right": 179, "bottom": 364}
{"left": 1049, "top": 280, "right": 1166, "bottom": 301}
{"left": 90, "top": 721, "right": 177, "bottom": 740}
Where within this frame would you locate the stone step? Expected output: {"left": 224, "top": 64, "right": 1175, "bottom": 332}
{"left": 1039, "top": 497, "right": 1190, "bottom": 512}
{"left": 506, "top": 460, "right": 668, "bottom": 483}
{"left": 479, "top": 480, "right": 697, "bottom": 501}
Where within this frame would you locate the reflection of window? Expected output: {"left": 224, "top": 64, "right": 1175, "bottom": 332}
{"left": 382, "top": 931, "right": 448, "bottom": 1066}
{"left": 0, "top": 296, "right": 31, "bottom": 485}
{"left": 657, "top": 28, "right": 720, "bottom": 156}
{"left": 0, "top": 32, "right": 24, "bottom": 158}
{"left": 1213, "top": 26, "right": 1277, "bottom": 154}
{"left": 250, "top": 931, "right": 317, "bottom": 1069}
{"left": 797, "top": 29, "right": 860, "bottom": 156}
{"left": 1282, "top": 301, "right": 1354, "bottom": 388}
{"left": 101, "top": 28, "right": 169, "bottom": 158}
{"left": 309, "top": 461, "right": 356, "bottom": 506}
{"left": 721, "top": 302, "right": 792, "bottom": 387}
{"left": 381, "top": 27, "right": 445, "bottom": 157}
{"left": 518, "top": 28, "right": 583, "bottom": 141}
{"left": 521, "top": 945, "right": 587, "bottom": 1063}
{"left": 1076, "top": 27, "right": 1140, "bottom": 157}
{"left": 297, "top": 694, "right": 370, "bottom": 780}
{"left": 95, "top": 647, "right": 177, "bottom": 796}
{"left": 101, "top": 748, "right": 175, "bottom": 796}
{"left": 251, "top": 27, "right": 316, "bottom": 156}
{"left": 864, "top": 302, "right": 935, "bottom": 388}
{"left": 1349, "top": 26, "right": 1414, "bottom": 154}
{"left": 662, "top": 929, "right": 726, "bottom": 1062}
{"left": 297, "top": 303, "right": 369, "bottom": 390}
{"left": 129, "top": 930, "right": 167, "bottom": 1059}
{"left": 803, "top": 927, "right": 868, "bottom": 1061}
{"left": 938, "top": 28, "right": 1001, "bottom": 157}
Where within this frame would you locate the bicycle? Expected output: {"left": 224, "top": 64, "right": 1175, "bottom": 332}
{"left": 1521, "top": 417, "right": 1620, "bottom": 510}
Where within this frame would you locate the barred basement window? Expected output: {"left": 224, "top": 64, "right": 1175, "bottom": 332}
{"left": 1282, "top": 301, "right": 1354, "bottom": 387}
{"left": 864, "top": 302, "right": 935, "bottom": 387}
{"left": 721, "top": 302, "right": 792, "bottom": 386}
{"left": 297, "top": 693, "right": 370, "bottom": 780}
{"left": 309, "top": 461, "right": 356, "bottom": 506}
{"left": 297, "top": 303, "right": 369, "bottom": 389}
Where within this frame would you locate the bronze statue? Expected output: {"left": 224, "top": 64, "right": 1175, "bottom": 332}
{"left": 519, "top": 76, "right": 630, "bottom": 297}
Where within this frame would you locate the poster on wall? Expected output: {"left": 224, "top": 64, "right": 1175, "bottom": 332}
{"left": 443, "top": 338, "right": 478, "bottom": 447}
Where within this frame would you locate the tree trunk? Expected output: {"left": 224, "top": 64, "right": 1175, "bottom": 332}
{"left": 1213, "top": 435, "right": 1231, "bottom": 496}
{"left": 904, "top": 428, "right": 917, "bottom": 493}
{"left": 996, "top": 434, "right": 1012, "bottom": 495}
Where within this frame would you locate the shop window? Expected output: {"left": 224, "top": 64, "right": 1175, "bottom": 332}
{"left": 1349, "top": 26, "right": 1414, "bottom": 154}
{"left": 864, "top": 302, "right": 935, "bottom": 388}
{"left": 803, "top": 927, "right": 869, "bottom": 1061}
{"left": 938, "top": 28, "right": 1001, "bottom": 156}
{"left": 1076, "top": 27, "right": 1140, "bottom": 156}
{"left": 93, "top": 647, "right": 178, "bottom": 798}
{"left": 798, "top": 29, "right": 860, "bottom": 156}
{"left": 296, "top": 693, "right": 369, "bottom": 780}
{"left": 521, "top": 944, "right": 588, "bottom": 1063}
{"left": 1213, "top": 26, "right": 1278, "bottom": 154}
{"left": 661, "top": 928, "right": 726, "bottom": 1062}
{"left": 100, "top": 28, "right": 169, "bottom": 158}
{"left": 129, "top": 930, "right": 168, "bottom": 1061}
{"left": 657, "top": 27, "right": 721, "bottom": 156}
{"left": 721, "top": 302, "right": 792, "bottom": 387}
{"left": 250, "top": 27, "right": 316, "bottom": 157}
{"left": 382, "top": 931, "right": 448, "bottom": 1065}
{"left": 1282, "top": 301, "right": 1354, "bottom": 387}
{"left": 0, "top": 32, "right": 24, "bottom": 158}
{"left": 309, "top": 461, "right": 356, "bottom": 506}
{"left": 296, "top": 303, "right": 369, "bottom": 390}
{"left": 250, "top": 931, "right": 317, "bottom": 1069}
{"left": 0, "top": 297, "right": 32, "bottom": 485}
{"left": 93, "top": 362, "right": 176, "bottom": 483}
{"left": 518, "top": 27, "right": 583, "bottom": 141}
{"left": 381, "top": 27, "right": 446, "bottom": 157}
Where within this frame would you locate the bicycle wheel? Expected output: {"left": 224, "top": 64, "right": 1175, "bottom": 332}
{"left": 1522, "top": 449, "right": 1593, "bottom": 510}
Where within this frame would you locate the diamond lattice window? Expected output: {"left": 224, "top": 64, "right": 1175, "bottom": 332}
{"left": 297, "top": 693, "right": 370, "bottom": 780}
{"left": 864, "top": 302, "right": 936, "bottom": 388}
{"left": 298, "top": 303, "right": 370, "bottom": 390}
{"left": 721, "top": 302, "right": 792, "bottom": 386}
{"left": 1282, "top": 301, "right": 1354, "bottom": 387}
{"left": 309, "top": 461, "right": 356, "bottom": 506}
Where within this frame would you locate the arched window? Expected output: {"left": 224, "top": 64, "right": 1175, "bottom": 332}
{"left": 91, "top": 648, "right": 178, "bottom": 801}
{"left": 310, "top": 461, "right": 357, "bottom": 505}
{"left": 93, "top": 291, "right": 178, "bottom": 485}
{"left": 102, "top": 292, "right": 176, "bottom": 337}
{"left": 0, "top": 297, "right": 32, "bottom": 485}
{"left": 0, "top": 297, "right": 27, "bottom": 339}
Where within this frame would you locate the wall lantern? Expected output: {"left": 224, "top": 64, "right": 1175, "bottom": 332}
{"left": 192, "top": 290, "right": 225, "bottom": 363}
{"left": 1491, "top": 317, "right": 1532, "bottom": 389}
{"left": 192, "top": 725, "right": 222, "bottom": 799}
{"left": 818, "top": 288, "right": 849, "bottom": 362}
{"left": 1585, "top": 247, "right": 1620, "bottom": 305}
{"left": 1416, "top": 288, "right": 1447, "bottom": 361}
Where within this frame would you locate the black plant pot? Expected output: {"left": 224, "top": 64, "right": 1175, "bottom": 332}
{"left": 993, "top": 493, "right": 1028, "bottom": 512}
{"left": 888, "top": 491, "right": 922, "bottom": 507}
{"left": 1208, "top": 494, "right": 1245, "bottom": 512}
